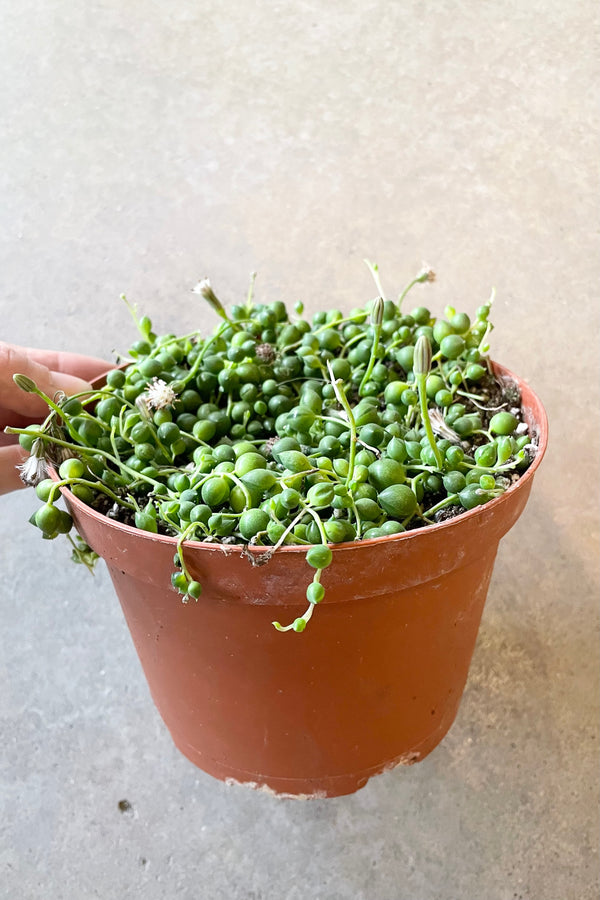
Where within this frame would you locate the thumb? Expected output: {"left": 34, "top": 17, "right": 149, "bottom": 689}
{"left": 10, "top": 369, "right": 93, "bottom": 419}
{"left": 1, "top": 343, "right": 93, "bottom": 420}
{"left": 0, "top": 444, "right": 28, "bottom": 494}
{"left": 46, "top": 370, "right": 94, "bottom": 397}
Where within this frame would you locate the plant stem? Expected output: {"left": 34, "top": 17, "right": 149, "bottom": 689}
{"left": 421, "top": 493, "right": 459, "bottom": 518}
{"left": 269, "top": 508, "right": 306, "bottom": 552}
{"left": 397, "top": 265, "right": 435, "bottom": 313}
{"left": 300, "top": 502, "right": 329, "bottom": 544}
{"left": 363, "top": 259, "right": 387, "bottom": 301}
{"left": 246, "top": 271, "right": 257, "bottom": 310}
{"left": 397, "top": 277, "right": 420, "bottom": 313}
{"left": 66, "top": 533, "right": 98, "bottom": 575}
{"left": 358, "top": 321, "right": 382, "bottom": 397}
{"left": 50, "top": 476, "right": 134, "bottom": 509}
{"left": 415, "top": 373, "right": 444, "bottom": 469}
{"left": 326, "top": 362, "right": 358, "bottom": 488}
{"left": 177, "top": 524, "right": 199, "bottom": 583}
{"left": 6, "top": 426, "right": 166, "bottom": 493}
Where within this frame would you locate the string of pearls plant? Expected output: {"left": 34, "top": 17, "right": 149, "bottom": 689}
{"left": 8, "top": 263, "right": 536, "bottom": 633}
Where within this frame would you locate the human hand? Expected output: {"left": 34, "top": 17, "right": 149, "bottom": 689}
{"left": 0, "top": 343, "right": 111, "bottom": 494}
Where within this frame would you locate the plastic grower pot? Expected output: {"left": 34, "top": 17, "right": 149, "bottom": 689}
{"left": 57, "top": 363, "right": 547, "bottom": 798}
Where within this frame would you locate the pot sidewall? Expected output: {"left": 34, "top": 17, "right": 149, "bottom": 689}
{"left": 58, "top": 363, "right": 547, "bottom": 796}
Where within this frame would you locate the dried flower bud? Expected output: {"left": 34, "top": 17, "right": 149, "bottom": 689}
{"left": 370, "top": 296, "right": 384, "bottom": 328}
{"left": 413, "top": 334, "right": 432, "bottom": 376}
{"left": 192, "top": 278, "right": 226, "bottom": 318}
{"left": 416, "top": 265, "right": 436, "bottom": 284}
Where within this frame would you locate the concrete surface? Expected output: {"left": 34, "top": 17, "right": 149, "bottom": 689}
{"left": 1, "top": 1, "right": 598, "bottom": 898}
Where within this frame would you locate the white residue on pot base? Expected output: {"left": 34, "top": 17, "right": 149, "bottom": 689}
{"left": 223, "top": 777, "right": 328, "bottom": 800}
{"left": 382, "top": 751, "right": 421, "bottom": 771}
{"left": 223, "top": 751, "right": 422, "bottom": 798}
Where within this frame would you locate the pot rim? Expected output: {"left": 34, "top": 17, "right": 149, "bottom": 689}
{"left": 55, "top": 361, "right": 548, "bottom": 557}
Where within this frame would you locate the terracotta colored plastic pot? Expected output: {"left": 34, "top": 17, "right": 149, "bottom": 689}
{"left": 60, "top": 364, "right": 547, "bottom": 798}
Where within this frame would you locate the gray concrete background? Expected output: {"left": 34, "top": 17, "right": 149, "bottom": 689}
{"left": 1, "top": 2, "right": 598, "bottom": 898}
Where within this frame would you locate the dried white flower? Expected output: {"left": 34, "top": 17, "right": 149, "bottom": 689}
{"left": 192, "top": 278, "right": 226, "bottom": 317}
{"left": 18, "top": 452, "right": 47, "bottom": 487}
{"left": 429, "top": 408, "right": 462, "bottom": 443}
{"left": 192, "top": 277, "right": 212, "bottom": 296}
{"left": 416, "top": 264, "right": 436, "bottom": 283}
{"left": 144, "top": 378, "right": 177, "bottom": 411}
